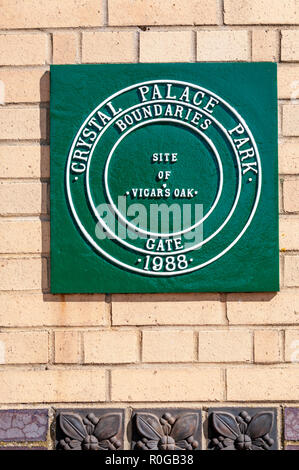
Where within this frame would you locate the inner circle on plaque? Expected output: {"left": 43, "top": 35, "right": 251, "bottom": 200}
{"left": 103, "top": 120, "right": 223, "bottom": 238}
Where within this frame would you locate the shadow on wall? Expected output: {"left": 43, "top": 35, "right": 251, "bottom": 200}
{"left": 40, "top": 71, "right": 51, "bottom": 297}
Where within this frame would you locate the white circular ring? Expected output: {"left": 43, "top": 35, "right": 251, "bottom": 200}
{"left": 66, "top": 79, "right": 261, "bottom": 276}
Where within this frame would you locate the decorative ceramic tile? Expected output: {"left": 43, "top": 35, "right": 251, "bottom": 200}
{"left": 0, "top": 410, "right": 48, "bottom": 442}
{"left": 0, "top": 446, "right": 47, "bottom": 450}
{"left": 208, "top": 407, "right": 278, "bottom": 450}
{"left": 284, "top": 408, "right": 299, "bottom": 441}
{"left": 55, "top": 409, "right": 124, "bottom": 450}
{"left": 132, "top": 409, "right": 201, "bottom": 450}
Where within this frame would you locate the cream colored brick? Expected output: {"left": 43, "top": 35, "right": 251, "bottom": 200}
{"left": 254, "top": 330, "right": 280, "bottom": 363}
{"left": 252, "top": 30, "right": 278, "bottom": 62}
{"left": 279, "top": 140, "right": 299, "bottom": 174}
{"left": 111, "top": 367, "right": 223, "bottom": 401}
{"left": 197, "top": 30, "right": 249, "bottom": 62}
{"left": 53, "top": 33, "right": 78, "bottom": 65}
{"left": 198, "top": 330, "right": 252, "bottom": 363}
{"left": 0, "top": 69, "right": 49, "bottom": 103}
{"left": 142, "top": 330, "right": 194, "bottom": 363}
{"left": 224, "top": 0, "right": 299, "bottom": 25}
{"left": 282, "top": 30, "right": 299, "bottom": 62}
{"left": 0, "top": 0, "right": 103, "bottom": 28}
{"left": 227, "top": 290, "right": 299, "bottom": 325}
{"left": 82, "top": 32, "right": 136, "bottom": 64}
{"left": 54, "top": 331, "right": 79, "bottom": 364}
{"left": 0, "top": 331, "right": 48, "bottom": 364}
{"left": 108, "top": 0, "right": 219, "bottom": 26}
{"left": 283, "top": 105, "right": 299, "bottom": 137}
{"left": 227, "top": 367, "right": 299, "bottom": 401}
{"left": 0, "top": 220, "right": 49, "bottom": 254}
{"left": 0, "top": 258, "right": 45, "bottom": 291}
{"left": 0, "top": 34, "right": 47, "bottom": 66}
{"left": 112, "top": 293, "right": 226, "bottom": 325}
{"left": 285, "top": 329, "right": 299, "bottom": 362}
{"left": 0, "top": 108, "right": 47, "bottom": 140}
{"left": 285, "top": 256, "right": 299, "bottom": 287}
{"left": 284, "top": 179, "right": 299, "bottom": 212}
{"left": 278, "top": 65, "right": 299, "bottom": 99}
{"left": 84, "top": 330, "right": 138, "bottom": 364}
{"left": 1, "top": 145, "right": 49, "bottom": 179}
{"left": 0, "top": 369, "right": 106, "bottom": 403}
{"left": 280, "top": 217, "right": 299, "bottom": 250}
{"left": 140, "top": 31, "right": 193, "bottom": 63}
{"left": 0, "top": 182, "right": 47, "bottom": 215}
{"left": 0, "top": 292, "right": 107, "bottom": 327}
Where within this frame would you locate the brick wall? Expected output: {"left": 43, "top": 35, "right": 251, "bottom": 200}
{"left": 0, "top": 0, "right": 298, "bottom": 450}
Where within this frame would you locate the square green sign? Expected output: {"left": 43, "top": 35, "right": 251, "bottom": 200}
{"left": 50, "top": 63, "right": 279, "bottom": 293}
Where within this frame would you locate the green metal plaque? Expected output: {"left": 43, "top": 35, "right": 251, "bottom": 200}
{"left": 50, "top": 63, "right": 279, "bottom": 293}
